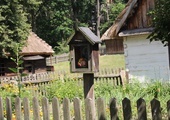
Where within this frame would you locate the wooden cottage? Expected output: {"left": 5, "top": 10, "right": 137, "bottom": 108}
{"left": 0, "top": 32, "right": 54, "bottom": 76}
{"left": 102, "top": 0, "right": 170, "bottom": 81}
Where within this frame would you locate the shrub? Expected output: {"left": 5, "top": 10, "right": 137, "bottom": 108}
{"left": 45, "top": 78, "right": 83, "bottom": 102}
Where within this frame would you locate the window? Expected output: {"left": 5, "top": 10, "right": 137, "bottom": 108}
{"left": 75, "top": 45, "right": 89, "bottom": 69}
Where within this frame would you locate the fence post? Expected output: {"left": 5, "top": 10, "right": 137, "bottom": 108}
{"left": 32, "top": 97, "right": 41, "bottom": 120}
{"left": 15, "top": 97, "right": 21, "bottom": 120}
{"left": 0, "top": 97, "right": 4, "bottom": 120}
{"left": 122, "top": 97, "right": 132, "bottom": 120}
{"left": 85, "top": 98, "right": 95, "bottom": 120}
{"left": 97, "top": 98, "right": 107, "bottom": 120}
{"left": 151, "top": 98, "right": 162, "bottom": 120}
{"left": 6, "top": 97, "right": 12, "bottom": 120}
{"left": 52, "top": 97, "right": 60, "bottom": 120}
{"left": 167, "top": 100, "right": 170, "bottom": 120}
{"left": 42, "top": 97, "right": 50, "bottom": 120}
{"left": 63, "top": 98, "right": 71, "bottom": 120}
{"left": 83, "top": 73, "right": 96, "bottom": 119}
{"left": 110, "top": 98, "right": 119, "bottom": 120}
{"left": 73, "top": 98, "right": 82, "bottom": 120}
{"left": 137, "top": 98, "right": 147, "bottom": 120}
{"left": 23, "top": 97, "right": 30, "bottom": 120}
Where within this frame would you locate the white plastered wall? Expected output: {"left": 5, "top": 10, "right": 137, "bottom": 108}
{"left": 123, "top": 34, "right": 170, "bottom": 82}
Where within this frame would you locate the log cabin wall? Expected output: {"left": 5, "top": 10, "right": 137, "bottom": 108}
{"left": 0, "top": 58, "right": 47, "bottom": 76}
{"left": 0, "top": 58, "right": 16, "bottom": 76}
{"left": 125, "top": 0, "right": 155, "bottom": 30}
{"left": 23, "top": 59, "right": 47, "bottom": 74}
{"left": 104, "top": 39, "right": 124, "bottom": 54}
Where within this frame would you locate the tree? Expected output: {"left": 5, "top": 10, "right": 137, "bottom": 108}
{"left": 100, "top": 0, "right": 125, "bottom": 35}
{"left": 34, "top": 0, "right": 94, "bottom": 53}
{"left": 35, "top": 0, "right": 73, "bottom": 53}
{"left": 0, "top": 0, "right": 30, "bottom": 56}
{"left": 148, "top": 0, "right": 170, "bottom": 45}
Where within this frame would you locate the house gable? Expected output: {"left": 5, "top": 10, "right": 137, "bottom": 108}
{"left": 101, "top": 0, "right": 155, "bottom": 39}
{"left": 122, "top": 0, "right": 155, "bottom": 30}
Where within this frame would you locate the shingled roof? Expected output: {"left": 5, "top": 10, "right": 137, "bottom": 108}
{"left": 67, "top": 27, "right": 101, "bottom": 45}
{"left": 21, "top": 32, "right": 54, "bottom": 56}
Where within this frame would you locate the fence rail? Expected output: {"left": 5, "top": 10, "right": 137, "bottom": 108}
{"left": 0, "top": 68, "right": 126, "bottom": 85}
{"left": 0, "top": 96, "right": 168, "bottom": 120}
{"left": 46, "top": 54, "right": 69, "bottom": 65}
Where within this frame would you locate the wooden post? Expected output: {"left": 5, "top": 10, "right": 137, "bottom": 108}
{"left": 83, "top": 73, "right": 95, "bottom": 119}
{"left": 83, "top": 73, "right": 94, "bottom": 99}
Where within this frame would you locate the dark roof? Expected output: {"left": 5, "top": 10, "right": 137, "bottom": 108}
{"left": 21, "top": 32, "right": 54, "bottom": 55}
{"left": 67, "top": 27, "right": 101, "bottom": 45}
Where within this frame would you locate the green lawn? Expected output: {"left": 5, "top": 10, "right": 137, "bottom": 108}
{"left": 54, "top": 54, "right": 125, "bottom": 72}
{"left": 99, "top": 54, "right": 125, "bottom": 69}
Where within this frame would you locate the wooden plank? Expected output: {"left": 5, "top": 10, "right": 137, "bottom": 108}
{"left": 167, "top": 100, "right": 170, "bottom": 120}
{"left": 137, "top": 98, "right": 147, "bottom": 120}
{"left": 83, "top": 73, "right": 94, "bottom": 99}
{"left": 63, "top": 98, "right": 71, "bottom": 120}
{"left": 52, "top": 97, "right": 60, "bottom": 120}
{"left": 32, "top": 97, "right": 41, "bottom": 120}
{"left": 116, "top": 0, "right": 138, "bottom": 34}
{"left": 42, "top": 97, "right": 50, "bottom": 120}
{"left": 150, "top": 98, "right": 162, "bottom": 120}
{"left": 141, "top": 0, "right": 147, "bottom": 27}
{"left": 73, "top": 98, "right": 82, "bottom": 120}
{"left": 15, "top": 97, "right": 22, "bottom": 120}
{"left": 0, "top": 97, "right": 4, "bottom": 120}
{"left": 110, "top": 98, "right": 119, "bottom": 120}
{"left": 97, "top": 98, "right": 106, "bottom": 120}
{"left": 85, "top": 98, "right": 95, "bottom": 120}
{"left": 6, "top": 97, "right": 12, "bottom": 120}
{"left": 146, "top": 0, "right": 153, "bottom": 25}
{"left": 23, "top": 97, "right": 30, "bottom": 120}
{"left": 122, "top": 97, "right": 132, "bottom": 120}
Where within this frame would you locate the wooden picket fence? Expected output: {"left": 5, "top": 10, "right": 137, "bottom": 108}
{"left": 46, "top": 54, "right": 69, "bottom": 65}
{"left": 0, "top": 68, "right": 126, "bottom": 86}
{"left": 0, "top": 96, "right": 169, "bottom": 120}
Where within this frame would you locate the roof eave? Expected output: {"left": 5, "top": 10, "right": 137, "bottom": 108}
{"left": 78, "top": 27, "right": 101, "bottom": 45}
{"left": 119, "top": 28, "right": 154, "bottom": 37}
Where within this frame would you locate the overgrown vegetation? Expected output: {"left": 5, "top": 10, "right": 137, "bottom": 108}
{"left": 1, "top": 79, "right": 170, "bottom": 118}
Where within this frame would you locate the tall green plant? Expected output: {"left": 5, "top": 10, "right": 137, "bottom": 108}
{"left": 8, "top": 43, "right": 24, "bottom": 97}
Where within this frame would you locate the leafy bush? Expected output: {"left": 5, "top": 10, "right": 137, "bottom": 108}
{"left": 45, "top": 78, "right": 83, "bottom": 102}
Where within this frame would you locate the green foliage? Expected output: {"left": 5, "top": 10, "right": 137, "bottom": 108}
{"left": 0, "top": 83, "right": 32, "bottom": 110}
{"left": 45, "top": 79, "right": 83, "bottom": 102}
{"left": 8, "top": 43, "right": 25, "bottom": 97}
{"left": 54, "top": 42, "right": 69, "bottom": 54}
{"left": 0, "top": 0, "right": 126, "bottom": 54}
{"left": 0, "top": 0, "right": 30, "bottom": 56}
{"left": 95, "top": 81, "right": 170, "bottom": 117}
{"left": 100, "top": 1, "right": 125, "bottom": 35}
{"left": 35, "top": 0, "right": 74, "bottom": 50}
{"left": 148, "top": 0, "right": 170, "bottom": 45}
{"left": 1, "top": 77, "right": 170, "bottom": 117}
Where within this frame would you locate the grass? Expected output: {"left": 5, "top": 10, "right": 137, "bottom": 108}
{"left": 54, "top": 54, "right": 125, "bottom": 72}
{"left": 99, "top": 54, "right": 125, "bottom": 69}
